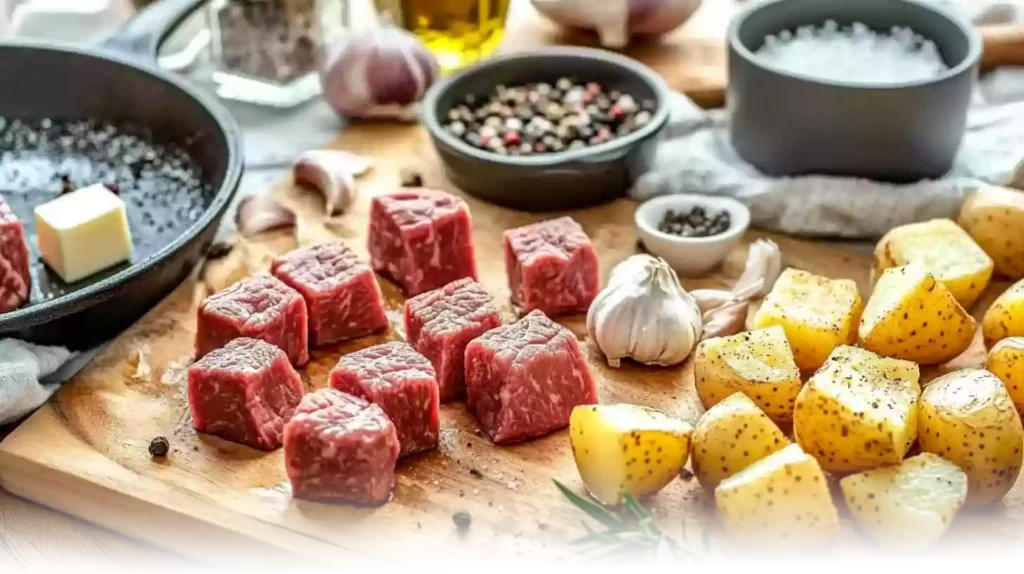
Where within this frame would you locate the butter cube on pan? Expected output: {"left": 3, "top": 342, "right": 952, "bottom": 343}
{"left": 34, "top": 183, "right": 132, "bottom": 283}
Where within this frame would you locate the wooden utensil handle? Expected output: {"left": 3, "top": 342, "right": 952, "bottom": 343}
{"left": 982, "top": 25, "right": 1024, "bottom": 70}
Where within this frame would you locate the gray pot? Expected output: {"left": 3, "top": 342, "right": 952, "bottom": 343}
{"left": 728, "top": 0, "right": 982, "bottom": 182}
{"left": 421, "top": 47, "right": 671, "bottom": 212}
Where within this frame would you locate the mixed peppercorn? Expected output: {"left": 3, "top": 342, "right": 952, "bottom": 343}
{"left": 443, "top": 77, "right": 656, "bottom": 156}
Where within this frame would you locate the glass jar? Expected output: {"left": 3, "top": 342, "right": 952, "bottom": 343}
{"left": 207, "top": 0, "right": 347, "bottom": 107}
{"left": 373, "top": 0, "right": 510, "bottom": 74}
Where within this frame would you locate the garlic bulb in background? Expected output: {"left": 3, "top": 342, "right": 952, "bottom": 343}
{"left": 587, "top": 254, "right": 703, "bottom": 367}
{"left": 532, "top": 0, "right": 703, "bottom": 48}
{"left": 320, "top": 23, "right": 440, "bottom": 121}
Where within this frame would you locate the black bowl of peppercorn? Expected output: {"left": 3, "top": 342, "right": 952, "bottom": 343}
{"left": 421, "top": 47, "right": 671, "bottom": 212}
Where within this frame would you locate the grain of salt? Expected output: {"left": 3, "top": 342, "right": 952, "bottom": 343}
{"left": 754, "top": 20, "right": 948, "bottom": 84}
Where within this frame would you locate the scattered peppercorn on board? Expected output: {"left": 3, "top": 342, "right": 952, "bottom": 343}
{"left": 0, "top": 123, "right": 1023, "bottom": 565}
{"left": 500, "top": 0, "right": 1024, "bottom": 108}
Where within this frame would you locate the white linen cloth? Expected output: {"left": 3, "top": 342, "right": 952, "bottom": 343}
{"left": 0, "top": 340, "right": 72, "bottom": 425}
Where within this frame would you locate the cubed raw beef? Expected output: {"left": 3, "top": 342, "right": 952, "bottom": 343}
{"left": 504, "top": 216, "right": 599, "bottom": 317}
{"left": 465, "top": 310, "right": 598, "bottom": 445}
{"left": 271, "top": 241, "right": 388, "bottom": 347}
{"left": 329, "top": 341, "right": 440, "bottom": 457}
{"left": 196, "top": 273, "right": 309, "bottom": 366}
{"left": 404, "top": 278, "right": 502, "bottom": 401}
{"left": 187, "top": 337, "right": 305, "bottom": 451}
{"left": 367, "top": 189, "right": 477, "bottom": 296}
{"left": 0, "top": 195, "right": 30, "bottom": 313}
{"left": 284, "top": 388, "right": 400, "bottom": 504}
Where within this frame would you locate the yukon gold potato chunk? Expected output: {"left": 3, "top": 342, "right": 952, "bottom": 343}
{"left": 692, "top": 393, "right": 791, "bottom": 491}
{"left": 983, "top": 278, "right": 1024, "bottom": 346}
{"left": 858, "top": 262, "right": 975, "bottom": 365}
{"left": 694, "top": 326, "right": 802, "bottom": 423}
{"left": 714, "top": 443, "right": 839, "bottom": 546}
{"left": 794, "top": 346, "right": 920, "bottom": 473}
{"left": 569, "top": 404, "right": 692, "bottom": 506}
{"left": 958, "top": 185, "right": 1024, "bottom": 280}
{"left": 987, "top": 337, "right": 1024, "bottom": 416}
{"left": 751, "top": 268, "right": 863, "bottom": 372}
{"left": 840, "top": 453, "right": 968, "bottom": 551}
{"left": 918, "top": 369, "right": 1024, "bottom": 507}
{"left": 875, "top": 218, "right": 993, "bottom": 308}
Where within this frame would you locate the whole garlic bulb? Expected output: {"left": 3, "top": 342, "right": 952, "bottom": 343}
{"left": 320, "top": 23, "right": 439, "bottom": 121}
{"left": 587, "top": 254, "right": 703, "bottom": 368}
{"left": 532, "top": 0, "right": 702, "bottom": 48}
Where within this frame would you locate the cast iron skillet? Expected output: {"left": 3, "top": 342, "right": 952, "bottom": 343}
{"left": 0, "top": 0, "right": 242, "bottom": 350}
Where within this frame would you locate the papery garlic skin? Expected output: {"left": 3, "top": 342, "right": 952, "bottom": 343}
{"left": 587, "top": 254, "right": 703, "bottom": 367}
{"left": 321, "top": 24, "right": 439, "bottom": 120}
{"left": 735, "top": 239, "right": 782, "bottom": 297}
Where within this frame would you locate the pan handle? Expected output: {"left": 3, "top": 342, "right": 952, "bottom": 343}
{"left": 99, "top": 0, "right": 209, "bottom": 62}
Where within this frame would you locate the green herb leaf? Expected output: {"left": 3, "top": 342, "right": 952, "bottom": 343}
{"left": 573, "top": 540, "right": 634, "bottom": 564}
{"left": 655, "top": 536, "right": 679, "bottom": 564}
{"left": 553, "top": 480, "right": 625, "bottom": 530}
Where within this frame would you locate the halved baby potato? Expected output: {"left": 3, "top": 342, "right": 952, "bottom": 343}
{"left": 840, "top": 453, "right": 968, "bottom": 552}
{"left": 751, "top": 268, "right": 863, "bottom": 372}
{"left": 714, "top": 443, "right": 839, "bottom": 547}
{"left": 918, "top": 369, "right": 1024, "bottom": 507}
{"left": 794, "top": 345, "right": 920, "bottom": 473}
{"left": 875, "top": 218, "right": 993, "bottom": 309}
{"left": 691, "top": 392, "right": 791, "bottom": 491}
{"left": 569, "top": 404, "right": 692, "bottom": 506}
{"left": 859, "top": 262, "right": 976, "bottom": 365}
{"left": 958, "top": 185, "right": 1024, "bottom": 280}
{"left": 694, "top": 325, "right": 802, "bottom": 424}
{"left": 983, "top": 278, "right": 1024, "bottom": 347}
{"left": 986, "top": 337, "right": 1024, "bottom": 416}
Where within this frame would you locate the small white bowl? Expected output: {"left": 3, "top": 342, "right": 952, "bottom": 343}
{"left": 635, "top": 194, "right": 751, "bottom": 277}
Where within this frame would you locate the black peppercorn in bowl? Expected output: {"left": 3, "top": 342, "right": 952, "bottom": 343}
{"left": 421, "top": 47, "right": 671, "bottom": 211}
{"left": 728, "top": 0, "right": 982, "bottom": 182}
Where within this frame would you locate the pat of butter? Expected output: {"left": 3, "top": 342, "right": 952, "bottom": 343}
{"left": 34, "top": 184, "right": 133, "bottom": 283}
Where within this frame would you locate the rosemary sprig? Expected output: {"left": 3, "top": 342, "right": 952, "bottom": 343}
{"left": 553, "top": 480, "right": 704, "bottom": 562}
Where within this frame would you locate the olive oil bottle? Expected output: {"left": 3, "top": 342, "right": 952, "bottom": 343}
{"left": 374, "top": 0, "right": 510, "bottom": 72}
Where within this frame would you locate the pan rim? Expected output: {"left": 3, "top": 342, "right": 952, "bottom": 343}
{"left": 0, "top": 41, "right": 244, "bottom": 338}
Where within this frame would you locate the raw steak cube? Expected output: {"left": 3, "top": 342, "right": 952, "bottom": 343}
{"left": 329, "top": 341, "right": 440, "bottom": 457}
{"left": 367, "top": 189, "right": 477, "bottom": 296}
{"left": 404, "top": 278, "right": 502, "bottom": 401}
{"left": 196, "top": 273, "right": 309, "bottom": 366}
{"left": 187, "top": 337, "right": 305, "bottom": 451}
{"left": 465, "top": 310, "right": 598, "bottom": 445}
{"left": 271, "top": 241, "right": 388, "bottom": 347}
{"left": 0, "top": 195, "right": 31, "bottom": 313}
{"left": 504, "top": 216, "right": 599, "bottom": 317}
{"left": 284, "top": 388, "right": 400, "bottom": 504}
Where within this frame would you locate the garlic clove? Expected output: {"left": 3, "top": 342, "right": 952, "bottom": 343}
{"left": 734, "top": 239, "right": 783, "bottom": 298}
{"left": 236, "top": 196, "right": 297, "bottom": 236}
{"left": 293, "top": 149, "right": 371, "bottom": 216}
{"left": 321, "top": 23, "right": 439, "bottom": 121}
{"left": 702, "top": 300, "right": 750, "bottom": 340}
{"left": 691, "top": 288, "right": 735, "bottom": 314}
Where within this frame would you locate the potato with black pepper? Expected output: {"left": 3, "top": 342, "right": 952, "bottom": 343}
{"left": 714, "top": 443, "right": 839, "bottom": 546}
{"left": 958, "top": 185, "right": 1024, "bottom": 280}
{"left": 840, "top": 453, "right": 968, "bottom": 552}
{"left": 859, "top": 262, "right": 976, "bottom": 365}
{"left": 794, "top": 345, "right": 920, "bottom": 473}
{"left": 918, "top": 368, "right": 1024, "bottom": 507}
{"left": 691, "top": 392, "right": 790, "bottom": 491}
{"left": 751, "top": 268, "right": 863, "bottom": 372}
{"left": 983, "top": 278, "right": 1024, "bottom": 347}
{"left": 986, "top": 337, "right": 1024, "bottom": 416}
{"left": 694, "top": 326, "right": 802, "bottom": 424}
{"left": 569, "top": 404, "right": 692, "bottom": 506}
{"left": 875, "top": 218, "right": 993, "bottom": 308}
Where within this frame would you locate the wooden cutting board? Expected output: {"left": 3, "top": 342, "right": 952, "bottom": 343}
{"left": 1, "top": 123, "right": 1023, "bottom": 565}
{"left": 501, "top": 0, "right": 1024, "bottom": 108}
